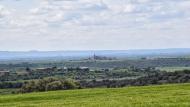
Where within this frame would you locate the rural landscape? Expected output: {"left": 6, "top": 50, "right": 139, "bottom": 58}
{"left": 1, "top": 49, "right": 190, "bottom": 106}
{"left": 1, "top": 0, "right": 190, "bottom": 107}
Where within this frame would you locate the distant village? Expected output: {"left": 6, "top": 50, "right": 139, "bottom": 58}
{"left": 85, "top": 54, "right": 117, "bottom": 61}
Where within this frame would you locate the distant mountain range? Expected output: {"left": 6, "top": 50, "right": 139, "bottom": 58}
{"left": 1, "top": 48, "right": 190, "bottom": 60}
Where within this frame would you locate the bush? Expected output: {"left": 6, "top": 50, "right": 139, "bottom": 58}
{"left": 63, "top": 80, "right": 77, "bottom": 89}
{"left": 46, "top": 81, "right": 63, "bottom": 91}
{"left": 20, "top": 78, "right": 79, "bottom": 93}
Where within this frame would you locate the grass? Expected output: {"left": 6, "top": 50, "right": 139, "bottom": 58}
{"left": 0, "top": 83, "right": 190, "bottom": 107}
{"left": 156, "top": 67, "right": 190, "bottom": 72}
{"left": 0, "top": 89, "right": 17, "bottom": 95}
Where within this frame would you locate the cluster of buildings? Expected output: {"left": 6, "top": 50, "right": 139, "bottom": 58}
{"left": 0, "top": 70, "right": 10, "bottom": 76}
{"left": 85, "top": 54, "right": 117, "bottom": 61}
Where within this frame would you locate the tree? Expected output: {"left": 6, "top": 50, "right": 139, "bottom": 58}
{"left": 63, "top": 80, "right": 77, "bottom": 89}
{"left": 46, "top": 81, "right": 63, "bottom": 91}
{"left": 26, "top": 67, "right": 31, "bottom": 72}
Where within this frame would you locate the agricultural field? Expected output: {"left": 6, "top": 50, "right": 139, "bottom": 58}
{"left": 0, "top": 83, "right": 190, "bottom": 107}
{"left": 157, "top": 67, "right": 190, "bottom": 72}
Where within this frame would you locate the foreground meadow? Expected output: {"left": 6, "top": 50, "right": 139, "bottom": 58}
{"left": 0, "top": 83, "right": 190, "bottom": 107}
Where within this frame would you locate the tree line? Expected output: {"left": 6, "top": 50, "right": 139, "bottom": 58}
{"left": 1, "top": 69, "right": 190, "bottom": 94}
{"left": 80, "top": 70, "right": 190, "bottom": 88}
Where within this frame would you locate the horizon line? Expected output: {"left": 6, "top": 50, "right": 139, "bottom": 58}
{"left": 1, "top": 48, "right": 190, "bottom": 52}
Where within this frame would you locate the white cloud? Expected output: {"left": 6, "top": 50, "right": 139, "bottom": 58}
{"left": 0, "top": 5, "right": 10, "bottom": 17}
{"left": 0, "top": 0, "right": 190, "bottom": 51}
{"left": 123, "top": 4, "right": 135, "bottom": 13}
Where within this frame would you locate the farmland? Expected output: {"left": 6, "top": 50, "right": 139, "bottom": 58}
{"left": 1, "top": 54, "right": 190, "bottom": 107}
{"left": 157, "top": 67, "right": 190, "bottom": 72}
{"left": 0, "top": 83, "right": 190, "bottom": 107}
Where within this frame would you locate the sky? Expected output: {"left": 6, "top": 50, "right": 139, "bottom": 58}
{"left": 0, "top": 0, "right": 190, "bottom": 51}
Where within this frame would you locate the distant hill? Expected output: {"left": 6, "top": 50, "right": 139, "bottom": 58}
{"left": 1, "top": 48, "right": 190, "bottom": 60}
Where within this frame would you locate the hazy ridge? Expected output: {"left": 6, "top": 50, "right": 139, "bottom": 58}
{"left": 1, "top": 48, "right": 190, "bottom": 60}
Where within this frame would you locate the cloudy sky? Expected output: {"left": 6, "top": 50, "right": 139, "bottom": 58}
{"left": 0, "top": 0, "right": 190, "bottom": 51}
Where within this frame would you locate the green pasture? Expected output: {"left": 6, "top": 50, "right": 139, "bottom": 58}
{"left": 0, "top": 83, "right": 190, "bottom": 107}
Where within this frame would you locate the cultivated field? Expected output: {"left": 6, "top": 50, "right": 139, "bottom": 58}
{"left": 157, "top": 67, "right": 190, "bottom": 72}
{"left": 0, "top": 83, "right": 190, "bottom": 107}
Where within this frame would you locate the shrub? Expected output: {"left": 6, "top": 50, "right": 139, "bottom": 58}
{"left": 20, "top": 78, "right": 79, "bottom": 93}
{"left": 46, "top": 81, "right": 63, "bottom": 91}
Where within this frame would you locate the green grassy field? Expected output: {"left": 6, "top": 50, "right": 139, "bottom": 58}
{"left": 0, "top": 84, "right": 190, "bottom": 107}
